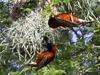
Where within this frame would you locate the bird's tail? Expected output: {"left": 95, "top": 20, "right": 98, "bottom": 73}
{"left": 85, "top": 21, "right": 95, "bottom": 23}
{"left": 81, "top": 20, "right": 95, "bottom": 25}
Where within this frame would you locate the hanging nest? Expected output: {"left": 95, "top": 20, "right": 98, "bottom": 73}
{"left": 1, "top": 11, "right": 55, "bottom": 63}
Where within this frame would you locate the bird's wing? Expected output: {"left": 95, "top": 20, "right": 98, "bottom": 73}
{"left": 54, "top": 17, "right": 79, "bottom": 27}
{"left": 38, "top": 56, "right": 48, "bottom": 68}
{"left": 55, "top": 17, "right": 94, "bottom": 27}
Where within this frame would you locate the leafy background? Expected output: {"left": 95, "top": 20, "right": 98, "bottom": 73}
{"left": 0, "top": 0, "right": 100, "bottom": 75}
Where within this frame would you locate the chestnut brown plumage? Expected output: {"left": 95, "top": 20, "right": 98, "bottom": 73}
{"left": 48, "top": 12, "right": 94, "bottom": 28}
{"left": 22, "top": 43, "right": 57, "bottom": 69}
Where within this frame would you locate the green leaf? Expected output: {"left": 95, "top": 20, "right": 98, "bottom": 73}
{"left": 8, "top": 72, "right": 19, "bottom": 75}
{"left": 49, "top": 68, "right": 67, "bottom": 75}
{"left": 63, "top": 0, "right": 70, "bottom": 3}
{"left": 23, "top": 8, "right": 31, "bottom": 13}
{"left": 53, "top": 0, "right": 61, "bottom": 4}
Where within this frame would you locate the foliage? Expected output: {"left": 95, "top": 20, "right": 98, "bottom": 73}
{"left": 0, "top": 2, "right": 12, "bottom": 27}
{"left": 22, "top": 0, "right": 39, "bottom": 9}
{"left": 0, "top": 0, "right": 100, "bottom": 75}
{"left": 53, "top": 0, "right": 71, "bottom": 4}
{"left": 21, "top": 0, "right": 39, "bottom": 15}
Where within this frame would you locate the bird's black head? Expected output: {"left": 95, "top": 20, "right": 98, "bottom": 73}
{"left": 42, "top": 36, "right": 53, "bottom": 51}
{"left": 48, "top": 15, "right": 55, "bottom": 26}
{"left": 43, "top": 36, "right": 49, "bottom": 43}
{"left": 46, "top": 43, "right": 53, "bottom": 51}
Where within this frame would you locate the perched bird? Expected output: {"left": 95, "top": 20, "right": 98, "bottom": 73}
{"left": 22, "top": 41, "right": 57, "bottom": 69}
{"left": 48, "top": 12, "right": 94, "bottom": 28}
